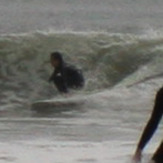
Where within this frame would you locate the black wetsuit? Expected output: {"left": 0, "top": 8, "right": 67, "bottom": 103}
{"left": 49, "top": 57, "right": 84, "bottom": 93}
{"left": 137, "top": 87, "right": 163, "bottom": 163}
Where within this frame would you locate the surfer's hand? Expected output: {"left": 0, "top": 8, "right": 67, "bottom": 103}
{"left": 133, "top": 149, "right": 142, "bottom": 162}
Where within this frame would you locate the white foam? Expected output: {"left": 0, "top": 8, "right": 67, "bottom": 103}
{"left": 0, "top": 140, "right": 135, "bottom": 163}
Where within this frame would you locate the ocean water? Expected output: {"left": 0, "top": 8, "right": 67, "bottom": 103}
{"left": 0, "top": 0, "right": 163, "bottom": 163}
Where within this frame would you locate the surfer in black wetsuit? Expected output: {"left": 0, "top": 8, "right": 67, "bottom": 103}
{"left": 49, "top": 52, "right": 84, "bottom": 94}
{"left": 133, "top": 87, "right": 163, "bottom": 163}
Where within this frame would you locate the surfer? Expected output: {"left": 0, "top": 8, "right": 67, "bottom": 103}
{"left": 49, "top": 52, "right": 84, "bottom": 94}
{"left": 133, "top": 87, "right": 163, "bottom": 163}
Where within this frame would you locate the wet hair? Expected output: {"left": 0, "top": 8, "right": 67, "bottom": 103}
{"left": 51, "top": 52, "right": 63, "bottom": 61}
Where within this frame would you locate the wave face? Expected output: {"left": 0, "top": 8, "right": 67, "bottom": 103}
{"left": 0, "top": 31, "right": 163, "bottom": 110}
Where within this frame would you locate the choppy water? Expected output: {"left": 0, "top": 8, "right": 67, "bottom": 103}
{"left": 0, "top": 0, "right": 163, "bottom": 163}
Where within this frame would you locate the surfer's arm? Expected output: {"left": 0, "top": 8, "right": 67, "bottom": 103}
{"left": 48, "top": 70, "right": 68, "bottom": 93}
{"left": 60, "top": 69, "right": 69, "bottom": 93}
{"left": 54, "top": 73, "right": 68, "bottom": 93}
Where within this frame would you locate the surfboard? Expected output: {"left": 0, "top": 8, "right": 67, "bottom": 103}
{"left": 31, "top": 95, "right": 86, "bottom": 112}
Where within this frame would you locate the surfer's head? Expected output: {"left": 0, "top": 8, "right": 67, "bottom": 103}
{"left": 50, "top": 52, "right": 64, "bottom": 68}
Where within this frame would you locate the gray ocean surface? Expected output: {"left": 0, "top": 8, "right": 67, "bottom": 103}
{"left": 0, "top": 0, "right": 163, "bottom": 163}
{"left": 0, "top": 0, "right": 163, "bottom": 34}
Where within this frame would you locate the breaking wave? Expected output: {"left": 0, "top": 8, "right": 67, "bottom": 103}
{"left": 0, "top": 30, "right": 163, "bottom": 109}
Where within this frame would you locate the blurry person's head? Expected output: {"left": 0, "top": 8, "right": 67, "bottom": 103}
{"left": 50, "top": 52, "right": 63, "bottom": 68}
